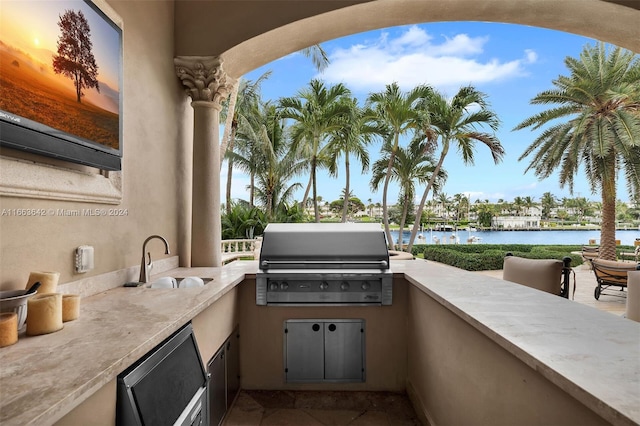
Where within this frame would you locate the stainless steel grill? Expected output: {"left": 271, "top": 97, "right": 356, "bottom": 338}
{"left": 256, "top": 223, "right": 393, "bottom": 306}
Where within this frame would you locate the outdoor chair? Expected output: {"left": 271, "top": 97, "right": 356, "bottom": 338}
{"left": 581, "top": 245, "right": 600, "bottom": 263}
{"left": 620, "top": 245, "right": 640, "bottom": 262}
{"left": 503, "top": 253, "right": 574, "bottom": 298}
{"left": 589, "top": 258, "right": 640, "bottom": 300}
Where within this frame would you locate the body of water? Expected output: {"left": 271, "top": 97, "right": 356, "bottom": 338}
{"left": 390, "top": 229, "right": 640, "bottom": 246}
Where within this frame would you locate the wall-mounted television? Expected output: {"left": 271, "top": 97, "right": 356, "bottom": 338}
{"left": 0, "top": 0, "right": 122, "bottom": 171}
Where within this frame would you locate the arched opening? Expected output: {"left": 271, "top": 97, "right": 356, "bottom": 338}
{"left": 174, "top": 0, "right": 639, "bottom": 263}
{"left": 173, "top": 0, "right": 640, "bottom": 77}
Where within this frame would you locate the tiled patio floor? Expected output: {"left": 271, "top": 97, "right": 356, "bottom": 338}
{"left": 223, "top": 390, "right": 422, "bottom": 426}
{"left": 474, "top": 262, "right": 628, "bottom": 317}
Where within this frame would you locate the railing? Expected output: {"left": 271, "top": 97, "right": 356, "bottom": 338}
{"left": 221, "top": 238, "right": 259, "bottom": 263}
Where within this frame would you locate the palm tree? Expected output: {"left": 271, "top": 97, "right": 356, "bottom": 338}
{"left": 366, "top": 83, "right": 433, "bottom": 249}
{"left": 514, "top": 43, "right": 640, "bottom": 260}
{"left": 513, "top": 196, "right": 525, "bottom": 216}
{"left": 220, "top": 45, "right": 328, "bottom": 213}
{"left": 221, "top": 201, "right": 267, "bottom": 239}
{"left": 300, "top": 45, "right": 330, "bottom": 73}
{"left": 436, "top": 192, "right": 452, "bottom": 225}
{"left": 221, "top": 45, "right": 328, "bottom": 160}
{"left": 371, "top": 138, "right": 446, "bottom": 247}
{"left": 452, "top": 193, "right": 469, "bottom": 223}
{"left": 279, "top": 79, "right": 351, "bottom": 222}
{"left": 231, "top": 102, "right": 305, "bottom": 221}
{"left": 475, "top": 201, "right": 495, "bottom": 228}
{"left": 540, "top": 192, "right": 558, "bottom": 220}
{"left": 523, "top": 196, "right": 537, "bottom": 217}
{"left": 407, "top": 86, "right": 504, "bottom": 252}
{"left": 324, "top": 97, "right": 377, "bottom": 222}
{"left": 221, "top": 72, "right": 271, "bottom": 213}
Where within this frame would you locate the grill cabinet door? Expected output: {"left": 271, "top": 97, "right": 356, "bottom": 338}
{"left": 207, "top": 346, "right": 226, "bottom": 426}
{"left": 284, "top": 321, "right": 324, "bottom": 381}
{"left": 284, "top": 319, "right": 365, "bottom": 382}
{"left": 324, "top": 321, "right": 364, "bottom": 381}
{"left": 225, "top": 331, "right": 240, "bottom": 409}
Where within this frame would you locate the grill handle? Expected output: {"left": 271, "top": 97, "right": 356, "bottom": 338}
{"left": 260, "top": 260, "right": 389, "bottom": 269}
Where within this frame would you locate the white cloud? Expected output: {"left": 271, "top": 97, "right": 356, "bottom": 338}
{"left": 524, "top": 49, "right": 538, "bottom": 64}
{"left": 319, "top": 26, "right": 536, "bottom": 93}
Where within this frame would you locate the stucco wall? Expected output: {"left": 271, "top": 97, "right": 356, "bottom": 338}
{"left": 0, "top": 1, "right": 184, "bottom": 289}
{"left": 406, "top": 284, "right": 609, "bottom": 425}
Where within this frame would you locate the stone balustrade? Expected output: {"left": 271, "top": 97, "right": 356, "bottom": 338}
{"left": 221, "top": 238, "right": 259, "bottom": 263}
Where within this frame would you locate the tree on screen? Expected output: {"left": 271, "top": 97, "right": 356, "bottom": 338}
{"left": 52, "top": 10, "right": 100, "bottom": 103}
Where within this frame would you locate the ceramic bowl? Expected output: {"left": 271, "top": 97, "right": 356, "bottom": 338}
{"left": 0, "top": 289, "right": 37, "bottom": 331}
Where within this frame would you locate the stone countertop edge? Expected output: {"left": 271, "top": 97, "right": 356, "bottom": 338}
{"left": 0, "top": 259, "right": 638, "bottom": 426}
{"left": 393, "top": 261, "right": 640, "bottom": 426}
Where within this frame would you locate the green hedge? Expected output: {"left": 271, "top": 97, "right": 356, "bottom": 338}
{"left": 412, "top": 244, "right": 584, "bottom": 271}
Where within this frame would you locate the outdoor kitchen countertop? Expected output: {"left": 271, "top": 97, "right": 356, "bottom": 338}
{"left": 0, "top": 260, "right": 254, "bottom": 426}
{"left": 0, "top": 259, "right": 638, "bottom": 426}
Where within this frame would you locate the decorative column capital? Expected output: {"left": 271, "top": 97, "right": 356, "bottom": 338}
{"left": 174, "top": 56, "right": 236, "bottom": 105}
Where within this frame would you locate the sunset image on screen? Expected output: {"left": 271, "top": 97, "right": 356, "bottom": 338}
{"left": 0, "top": 0, "right": 120, "bottom": 150}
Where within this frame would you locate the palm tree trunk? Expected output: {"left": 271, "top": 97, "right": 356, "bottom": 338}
{"left": 599, "top": 157, "right": 618, "bottom": 260}
{"left": 225, "top": 126, "right": 237, "bottom": 214}
{"left": 312, "top": 156, "right": 320, "bottom": 223}
{"left": 397, "top": 193, "right": 410, "bottom": 249}
{"left": 266, "top": 191, "right": 273, "bottom": 222}
{"left": 407, "top": 146, "right": 448, "bottom": 252}
{"left": 220, "top": 80, "right": 239, "bottom": 169}
{"left": 382, "top": 136, "right": 399, "bottom": 250}
{"left": 249, "top": 172, "right": 255, "bottom": 206}
{"left": 300, "top": 175, "right": 312, "bottom": 211}
{"left": 341, "top": 153, "right": 350, "bottom": 223}
{"left": 382, "top": 168, "right": 395, "bottom": 249}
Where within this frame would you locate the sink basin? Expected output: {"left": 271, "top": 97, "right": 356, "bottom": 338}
{"left": 124, "top": 277, "right": 213, "bottom": 288}
{"left": 174, "top": 277, "right": 214, "bottom": 287}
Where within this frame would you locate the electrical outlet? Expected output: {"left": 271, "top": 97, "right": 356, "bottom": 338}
{"left": 75, "top": 245, "right": 94, "bottom": 273}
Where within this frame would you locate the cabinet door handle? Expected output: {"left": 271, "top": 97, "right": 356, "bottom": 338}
{"left": 312, "top": 323, "right": 320, "bottom": 332}
{"left": 328, "top": 324, "right": 337, "bottom": 332}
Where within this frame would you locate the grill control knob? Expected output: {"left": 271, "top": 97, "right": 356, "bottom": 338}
{"left": 269, "top": 282, "right": 279, "bottom": 291}
{"left": 340, "top": 281, "right": 350, "bottom": 291}
{"left": 280, "top": 282, "right": 289, "bottom": 290}
{"left": 361, "top": 281, "right": 370, "bottom": 290}
{"left": 319, "top": 281, "right": 329, "bottom": 290}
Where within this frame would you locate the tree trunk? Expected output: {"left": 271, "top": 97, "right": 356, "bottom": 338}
{"left": 341, "top": 153, "right": 350, "bottom": 223}
{"left": 266, "top": 191, "right": 273, "bottom": 222}
{"left": 220, "top": 80, "right": 239, "bottom": 169}
{"left": 599, "top": 157, "right": 618, "bottom": 260}
{"left": 312, "top": 156, "right": 320, "bottom": 223}
{"left": 382, "top": 135, "right": 399, "bottom": 250}
{"left": 300, "top": 175, "right": 312, "bottom": 211}
{"left": 225, "top": 125, "right": 237, "bottom": 214}
{"left": 249, "top": 172, "right": 255, "bottom": 207}
{"left": 397, "top": 193, "right": 410, "bottom": 249}
{"left": 407, "top": 145, "right": 448, "bottom": 252}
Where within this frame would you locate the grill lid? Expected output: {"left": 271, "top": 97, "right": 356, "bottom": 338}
{"left": 259, "top": 223, "right": 390, "bottom": 270}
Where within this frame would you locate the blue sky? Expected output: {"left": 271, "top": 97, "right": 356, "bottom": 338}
{"left": 226, "top": 22, "right": 630, "bottom": 206}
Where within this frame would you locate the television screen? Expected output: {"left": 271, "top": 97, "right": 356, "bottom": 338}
{"left": 0, "top": 0, "right": 122, "bottom": 170}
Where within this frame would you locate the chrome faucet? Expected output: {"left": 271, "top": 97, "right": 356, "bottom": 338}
{"left": 139, "top": 235, "right": 171, "bottom": 283}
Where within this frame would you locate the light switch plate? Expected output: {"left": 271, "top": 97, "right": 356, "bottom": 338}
{"left": 75, "top": 245, "right": 94, "bottom": 273}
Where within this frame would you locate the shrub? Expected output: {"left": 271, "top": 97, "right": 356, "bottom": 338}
{"left": 420, "top": 244, "right": 584, "bottom": 271}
